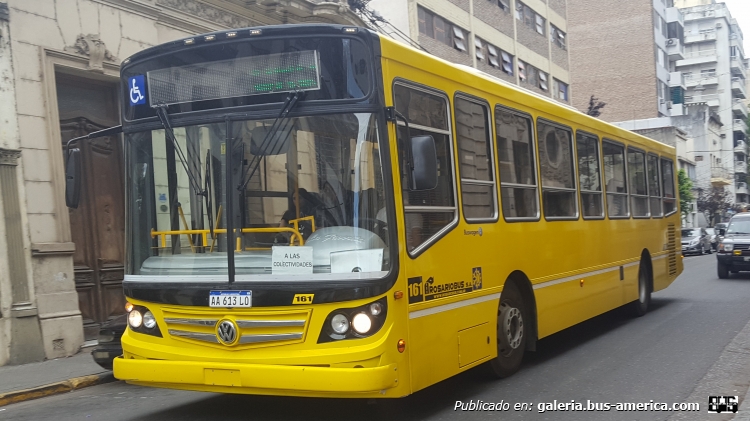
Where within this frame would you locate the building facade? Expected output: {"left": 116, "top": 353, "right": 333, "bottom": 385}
{"left": 368, "top": 0, "right": 572, "bottom": 103}
{"left": 674, "top": 0, "right": 748, "bottom": 205}
{"left": 0, "top": 0, "right": 363, "bottom": 366}
{"left": 567, "top": 0, "right": 685, "bottom": 121}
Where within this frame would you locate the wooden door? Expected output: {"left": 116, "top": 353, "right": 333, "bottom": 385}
{"left": 57, "top": 74, "right": 125, "bottom": 340}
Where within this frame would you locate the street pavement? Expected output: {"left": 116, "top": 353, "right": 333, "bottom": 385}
{"left": 2, "top": 253, "right": 749, "bottom": 421}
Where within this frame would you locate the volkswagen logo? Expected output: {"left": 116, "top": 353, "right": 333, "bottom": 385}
{"left": 216, "top": 320, "right": 237, "bottom": 345}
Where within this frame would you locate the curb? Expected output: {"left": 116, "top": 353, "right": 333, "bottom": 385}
{"left": 0, "top": 372, "right": 117, "bottom": 407}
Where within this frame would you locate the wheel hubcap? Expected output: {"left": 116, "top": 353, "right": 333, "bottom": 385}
{"left": 501, "top": 303, "right": 523, "bottom": 350}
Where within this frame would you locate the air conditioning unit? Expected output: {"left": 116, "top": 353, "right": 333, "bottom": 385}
{"left": 667, "top": 38, "right": 675, "bottom": 45}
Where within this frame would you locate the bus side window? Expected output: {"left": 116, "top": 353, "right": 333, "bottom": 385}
{"left": 661, "top": 157, "right": 677, "bottom": 215}
{"left": 647, "top": 154, "right": 663, "bottom": 217}
{"left": 495, "top": 106, "right": 539, "bottom": 220}
{"left": 394, "top": 83, "right": 458, "bottom": 254}
{"left": 627, "top": 148, "right": 649, "bottom": 218}
{"left": 537, "top": 119, "right": 577, "bottom": 219}
{"left": 602, "top": 140, "right": 629, "bottom": 218}
{"left": 576, "top": 131, "right": 604, "bottom": 219}
{"left": 454, "top": 96, "right": 497, "bottom": 222}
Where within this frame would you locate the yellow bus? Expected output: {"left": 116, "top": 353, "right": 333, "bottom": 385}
{"left": 65, "top": 24, "right": 682, "bottom": 398}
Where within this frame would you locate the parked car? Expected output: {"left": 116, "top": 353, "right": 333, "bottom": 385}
{"left": 681, "top": 228, "right": 712, "bottom": 255}
{"left": 705, "top": 228, "right": 719, "bottom": 251}
{"left": 717, "top": 213, "right": 750, "bottom": 278}
{"left": 91, "top": 314, "right": 126, "bottom": 370}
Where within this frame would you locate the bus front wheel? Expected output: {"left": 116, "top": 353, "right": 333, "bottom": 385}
{"left": 630, "top": 263, "right": 651, "bottom": 317}
{"left": 488, "top": 282, "right": 527, "bottom": 378}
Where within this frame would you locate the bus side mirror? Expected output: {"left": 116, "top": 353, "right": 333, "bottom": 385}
{"left": 65, "top": 148, "right": 82, "bottom": 209}
{"left": 410, "top": 135, "right": 438, "bottom": 191}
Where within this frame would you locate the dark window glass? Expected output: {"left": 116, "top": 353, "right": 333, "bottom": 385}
{"left": 628, "top": 149, "right": 649, "bottom": 217}
{"left": 661, "top": 158, "right": 676, "bottom": 215}
{"left": 603, "top": 140, "right": 629, "bottom": 218}
{"left": 648, "top": 154, "right": 662, "bottom": 217}
{"left": 537, "top": 120, "right": 576, "bottom": 218}
{"left": 496, "top": 107, "right": 538, "bottom": 219}
{"left": 576, "top": 132, "right": 603, "bottom": 218}
{"left": 455, "top": 98, "right": 496, "bottom": 220}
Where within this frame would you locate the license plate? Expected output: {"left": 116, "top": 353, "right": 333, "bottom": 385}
{"left": 209, "top": 291, "right": 252, "bottom": 308}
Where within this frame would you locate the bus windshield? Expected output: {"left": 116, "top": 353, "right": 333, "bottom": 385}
{"left": 126, "top": 112, "right": 390, "bottom": 279}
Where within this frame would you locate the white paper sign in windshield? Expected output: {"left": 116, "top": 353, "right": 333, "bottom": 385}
{"left": 272, "top": 246, "right": 314, "bottom": 275}
{"left": 147, "top": 50, "right": 320, "bottom": 106}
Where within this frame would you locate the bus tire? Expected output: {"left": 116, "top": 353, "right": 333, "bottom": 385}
{"left": 488, "top": 282, "right": 526, "bottom": 378}
{"left": 630, "top": 262, "right": 651, "bottom": 317}
{"left": 718, "top": 261, "right": 729, "bottom": 279}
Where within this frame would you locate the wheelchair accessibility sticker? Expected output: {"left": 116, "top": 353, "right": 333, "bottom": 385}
{"left": 129, "top": 75, "right": 146, "bottom": 105}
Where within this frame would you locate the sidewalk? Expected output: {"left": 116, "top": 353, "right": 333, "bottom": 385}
{"left": 0, "top": 346, "right": 116, "bottom": 407}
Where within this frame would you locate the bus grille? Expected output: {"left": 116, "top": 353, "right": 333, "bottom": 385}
{"left": 667, "top": 224, "right": 677, "bottom": 276}
{"left": 162, "top": 308, "right": 311, "bottom": 348}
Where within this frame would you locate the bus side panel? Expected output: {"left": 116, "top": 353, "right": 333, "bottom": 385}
{"left": 408, "top": 299, "right": 497, "bottom": 393}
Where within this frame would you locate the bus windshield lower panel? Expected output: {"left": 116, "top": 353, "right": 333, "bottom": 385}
{"left": 126, "top": 113, "right": 391, "bottom": 279}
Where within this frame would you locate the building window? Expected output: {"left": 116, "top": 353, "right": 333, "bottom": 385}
{"left": 455, "top": 97, "right": 497, "bottom": 221}
{"left": 671, "top": 86, "right": 684, "bottom": 104}
{"left": 518, "top": 60, "right": 527, "bottom": 82}
{"left": 516, "top": 1, "right": 545, "bottom": 36}
{"left": 551, "top": 25, "right": 566, "bottom": 49}
{"left": 475, "top": 37, "right": 485, "bottom": 61}
{"left": 554, "top": 79, "right": 569, "bottom": 101}
{"left": 519, "top": 60, "right": 546, "bottom": 91}
{"left": 491, "top": 0, "right": 510, "bottom": 12}
{"left": 496, "top": 106, "right": 538, "bottom": 219}
{"left": 537, "top": 120, "right": 577, "bottom": 218}
{"left": 484, "top": 43, "right": 514, "bottom": 75}
{"left": 668, "top": 22, "right": 684, "bottom": 42}
{"left": 538, "top": 70, "right": 548, "bottom": 91}
{"left": 418, "top": 6, "right": 468, "bottom": 53}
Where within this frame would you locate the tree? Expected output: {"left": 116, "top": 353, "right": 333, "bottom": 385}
{"left": 677, "top": 169, "right": 694, "bottom": 218}
{"left": 586, "top": 95, "right": 606, "bottom": 117}
{"left": 696, "top": 187, "right": 733, "bottom": 226}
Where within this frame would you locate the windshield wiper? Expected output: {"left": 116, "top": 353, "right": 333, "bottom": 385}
{"left": 154, "top": 105, "right": 206, "bottom": 198}
{"left": 237, "top": 90, "right": 304, "bottom": 191}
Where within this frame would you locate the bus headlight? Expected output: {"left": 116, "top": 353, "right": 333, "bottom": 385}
{"left": 318, "top": 297, "right": 387, "bottom": 343}
{"left": 352, "top": 313, "right": 372, "bottom": 334}
{"left": 331, "top": 314, "right": 349, "bottom": 334}
{"left": 128, "top": 310, "right": 143, "bottom": 328}
{"left": 721, "top": 243, "right": 733, "bottom": 252}
{"left": 143, "top": 311, "right": 157, "bottom": 329}
{"left": 126, "top": 304, "right": 163, "bottom": 338}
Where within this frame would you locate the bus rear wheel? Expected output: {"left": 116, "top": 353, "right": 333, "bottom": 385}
{"left": 630, "top": 262, "right": 651, "bottom": 317}
{"left": 488, "top": 282, "right": 527, "bottom": 378}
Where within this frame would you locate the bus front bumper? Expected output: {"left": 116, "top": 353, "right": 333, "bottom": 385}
{"left": 113, "top": 357, "right": 400, "bottom": 395}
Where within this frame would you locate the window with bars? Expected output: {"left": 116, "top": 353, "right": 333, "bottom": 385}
{"left": 455, "top": 96, "right": 497, "bottom": 221}
{"left": 418, "top": 6, "right": 468, "bottom": 53}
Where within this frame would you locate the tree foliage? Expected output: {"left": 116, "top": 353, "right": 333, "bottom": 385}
{"left": 696, "top": 187, "right": 733, "bottom": 226}
{"left": 586, "top": 95, "right": 606, "bottom": 117}
{"left": 677, "top": 169, "right": 694, "bottom": 217}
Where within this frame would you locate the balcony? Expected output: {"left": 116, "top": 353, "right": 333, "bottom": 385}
{"left": 738, "top": 182, "right": 749, "bottom": 195}
{"left": 684, "top": 72, "right": 718, "bottom": 88}
{"left": 685, "top": 93, "right": 720, "bottom": 108}
{"left": 666, "top": 7, "right": 684, "bottom": 24}
{"left": 732, "top": 56, "right": 748, "bottom": 80}
{"left": 735, "top": 118, "right": 749, "bottom": 135}
{"left": 737, "top": 161, "right": 747, "bottom": 174}
{"left": 685, "top": 30, "right": 717, "bottom": 44}
{"left": 734, "top": 99, "right": 749, "bottom": 119}
{"left": 676, "top": 49, "right": 718, "bottom": 67}
{"left": 732, "top": 77, "right": 747, "bottom": 99}
{"left": 736, "top": 140, "right": 747, "bottom": 154}
{"left": 711, "top": 167, "right": 733, "bottom": 185}
{"left": 667, "top": 38, "right": 685, "bottom": 61}
{"left": 669, "top": 72, "right": 685, "bottom": 88}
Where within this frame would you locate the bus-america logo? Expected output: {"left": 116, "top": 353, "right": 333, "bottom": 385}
{"left": 408, "top": 267, "right": 482, "bottom": 304}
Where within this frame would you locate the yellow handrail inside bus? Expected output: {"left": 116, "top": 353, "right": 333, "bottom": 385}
{"left": 177, "top": 204, "right": 195, "bottom": 252}
{"left": 150, "top": 227, "right": 305, "bottom": 252}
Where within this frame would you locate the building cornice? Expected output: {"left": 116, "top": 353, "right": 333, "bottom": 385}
{"left": 0, "top": 148, "right": 20, "bottom": 166}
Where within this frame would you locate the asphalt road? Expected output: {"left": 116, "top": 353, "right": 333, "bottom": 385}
{"left": 3, "top": 253, "right": 750, "bottom": 421}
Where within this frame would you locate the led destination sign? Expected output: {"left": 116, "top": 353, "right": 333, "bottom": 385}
{"left": 146, "top": 50, "right": 321, "bottom": 106}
